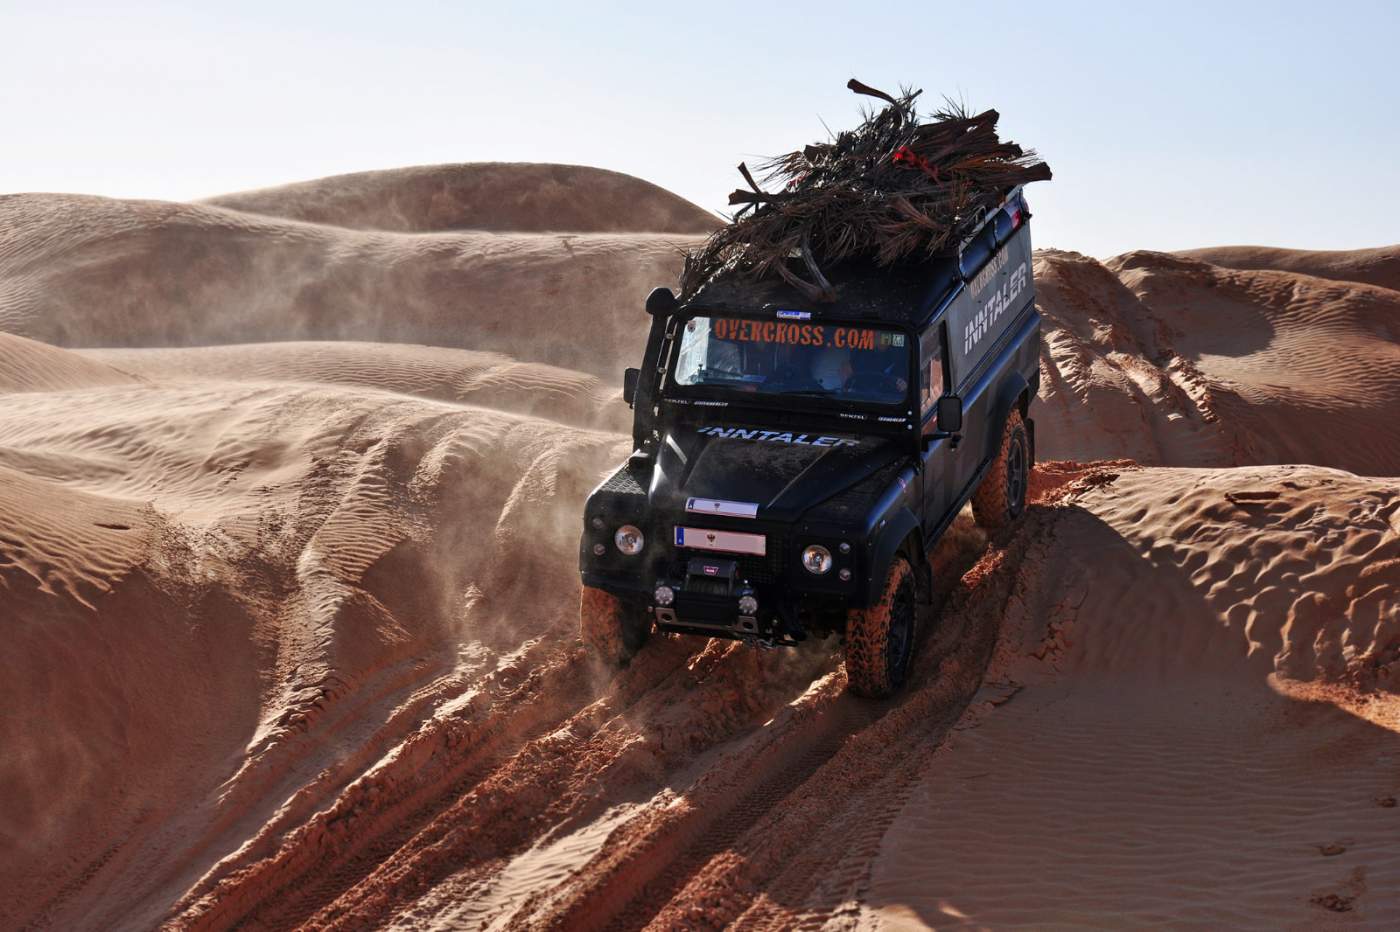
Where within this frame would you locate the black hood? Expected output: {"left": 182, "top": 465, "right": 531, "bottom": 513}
{"left": 651, "top": 424, "right": 904, "bottom": 523}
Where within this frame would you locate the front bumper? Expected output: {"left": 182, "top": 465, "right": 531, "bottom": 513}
{"left": 581, "top": 520, "right": 863, "bottom": 645}
{"left": 586, "top": 561, "right": 814, "bottom": 646}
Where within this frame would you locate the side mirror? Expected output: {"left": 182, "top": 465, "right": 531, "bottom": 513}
{"left": 622, "top": 367, "right": 641, "bottom": 406}
{"left": 936, "top": 395, "right": 963, "bottom": 434}
{"left": 645, "top": 287, "right": 677, "bottom": 317}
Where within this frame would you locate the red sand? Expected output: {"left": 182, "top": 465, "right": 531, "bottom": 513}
{"left": 0, "top": 164, "right": 1396, "bottom": 929}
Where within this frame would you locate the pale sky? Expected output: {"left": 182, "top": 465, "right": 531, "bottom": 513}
{"left": 4, "top": 0, "right": 1397, "bottom": 258}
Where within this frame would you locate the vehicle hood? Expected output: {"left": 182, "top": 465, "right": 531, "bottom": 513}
{"left": 650, "top": 424, "right": 904, "bottom": 523}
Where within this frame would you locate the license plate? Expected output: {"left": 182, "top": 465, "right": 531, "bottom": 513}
{"left": 674, "top": 526, "right": 766, "bottom": 556}
{"left": 685, "top": 497, "right": 759, "bottom": 519}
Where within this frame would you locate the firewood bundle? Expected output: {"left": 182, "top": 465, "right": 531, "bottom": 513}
{"left": 680, "top": 79, "right": 1052, "bottom": 303}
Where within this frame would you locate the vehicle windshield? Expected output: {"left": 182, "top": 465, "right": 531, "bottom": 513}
{"left": 671, "top": 316, "right": 910, "bottom": 406}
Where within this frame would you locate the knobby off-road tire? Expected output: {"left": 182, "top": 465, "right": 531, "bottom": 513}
{"left": 580, "top": 586, "right": 651, "bottom": 667}
{"left": 843, "top": 556, "right": 918, "bottom": 699}
{"left": 972, "top": 407, "right": 1031, "bottom": 531}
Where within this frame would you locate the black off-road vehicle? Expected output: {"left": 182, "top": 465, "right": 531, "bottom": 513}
{"left": 578, "top": 188, "right": 1039, "bottom": 697}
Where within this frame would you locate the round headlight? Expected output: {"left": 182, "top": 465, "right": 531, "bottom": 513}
{"left": 801, "top": 544, "right": 833, "bottom": 575}
{"left": 614, "top": 524, "right": 645, "bottom": 555}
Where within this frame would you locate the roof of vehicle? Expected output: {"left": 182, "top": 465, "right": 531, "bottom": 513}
{"left": 678, "top": 252, "right": 962, "bottom": 326}
{"left": 679, "top": 187, "right": 1030, "bottom": 327}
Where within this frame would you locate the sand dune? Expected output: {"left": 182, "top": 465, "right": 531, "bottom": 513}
{"left": 1179, "top": 243, "right": 1400, "bottom": 294}
{"left": 1034, "top": 248, "right": 1400, "bottom": 475}
{"left": 1, "top": 165, "right": 1397, "bottom": 929}
{"left": 203, "top": 163, "right": 722, "bottom": 235}
{"left": 0, "top": 191, "right": 696, "bottom": 378}
{"left": 0, "top": 372, "right": 626, "bottom": 929}
{"left": 0, "top": 331, "right": 139, "bottom": 393}
{"left": 866, "top": 465, "right": 1400, "bottom": 928}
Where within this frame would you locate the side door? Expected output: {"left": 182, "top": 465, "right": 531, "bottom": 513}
{"left": 918, "top": 321, "right": 956, "bottom": 534}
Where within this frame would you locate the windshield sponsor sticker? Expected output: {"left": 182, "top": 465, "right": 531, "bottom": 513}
{"left": 711, "top": 318, "right": 902, "bottom": 351}
{"left": 696, "top": 426, "right": 859, "bottom": 447}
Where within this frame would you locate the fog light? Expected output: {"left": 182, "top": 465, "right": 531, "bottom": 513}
{"left": 614, "top": 524, "right": 645, "bottom": 555}
{"left": 738, "top": 594, "right": 759, "bottom": 615}
{"left": 839, "top": 568, "right": 852, "bottom": 581}
{"left": 591, "top": 516, "right": 605, "bottom": 530}
{"left": 592, "top": 543, "right": 606, "bottom": 556}
{"left": 802, "top": 544, "right": 833, "bottom": 575}
{"left": 654, "top": 585, "right": 675, "bottom": 607}
{"left": 839, "top": 541, "right": 851, "bottom": 554}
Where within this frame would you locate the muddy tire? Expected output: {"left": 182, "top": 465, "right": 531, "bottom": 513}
{"left": 843, "top": 556, "right": 918, "bottom": 698}
{"left": 972, "top": 407, "right": 1031, "bottom": 531}
{"left": 580, "top": 586, "right": 650, "bottom": 667}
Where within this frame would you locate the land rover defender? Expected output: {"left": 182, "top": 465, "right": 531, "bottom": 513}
{"left": 578, "top": 187, "right": 1039, "bottom": 697}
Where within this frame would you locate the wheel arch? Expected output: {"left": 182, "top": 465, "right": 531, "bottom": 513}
{"left": 985, "top": 371, "right": 1032, "bottom": 466}
{"left": 861, "top": 507, "right": 926, "bottom": 608}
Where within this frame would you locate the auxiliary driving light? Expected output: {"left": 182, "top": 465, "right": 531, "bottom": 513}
{"left": 738, "top": 594, "right": 759, "bottom": 615}
{"left": 614, "top": 524, "right": 645, "bottom": 555}
{"left": 801, "top": 544, "right": 833, "bottom": 575}
{"left": 654, "top": 585, "right": 675, "bottom": 607}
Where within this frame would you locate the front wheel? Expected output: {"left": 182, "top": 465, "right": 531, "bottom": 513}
{"left": 843, "top": 557, "right": 919, "bottom": 698}
{"left": 579, "top": 586, "right": 651, "bottom": 667}
{"left": 972, "top": 408, "right": 1031, "bottom": 531}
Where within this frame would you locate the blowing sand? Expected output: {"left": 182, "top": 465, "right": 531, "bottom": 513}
{"left": 0, "top": 163, "right": 1395, "bottom": 929}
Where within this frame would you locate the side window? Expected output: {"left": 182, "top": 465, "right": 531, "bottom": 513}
{"left": 919, "top": 325, "right": 946, "bottom": 417}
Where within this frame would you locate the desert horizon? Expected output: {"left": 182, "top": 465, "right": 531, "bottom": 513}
{"left": 1, "top": 156, "right": 1396, "bottom": 928}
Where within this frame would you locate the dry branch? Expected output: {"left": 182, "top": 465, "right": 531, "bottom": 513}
{"left": 680, "top": 80, "right": 1052, "bottom": 302}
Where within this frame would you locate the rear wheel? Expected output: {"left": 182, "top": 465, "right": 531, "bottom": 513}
{"left": 843, "top": 557, "right": 918, "bottom": 698}
{"left": 580, "top": 586, "right": 650, "bottom": 667}
{"left": 972, "top": 408, "right": 1031, "bottom": 531}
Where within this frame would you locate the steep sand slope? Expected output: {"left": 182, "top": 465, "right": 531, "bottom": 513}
{"left": 1179, "top": 244, "right": 1400, "bottom": 294}
{"left": 147, "top": 465, "right": 1395, "bottom": 931}
{"left": 0, "top": 192, "right": 696, "bottom": 378}
{"left": 864, "top": 466, "right": 1400, "bottom": 928}
{"left": 0, "top": 364, "right": 627, "bottom": 930}
{"left": 1034, "top": 249, "right": 1400, "bottom": 474}
{"left": 203, "top": 163, "right": 722, "bottom": 235}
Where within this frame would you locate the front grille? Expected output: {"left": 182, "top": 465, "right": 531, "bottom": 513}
{"left": 735, "top": 549, "right": 783, "bottom": 585}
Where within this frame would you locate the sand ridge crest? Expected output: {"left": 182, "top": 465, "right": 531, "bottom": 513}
{"left": 203, "top": 162, "right": 723, "bottom": 236}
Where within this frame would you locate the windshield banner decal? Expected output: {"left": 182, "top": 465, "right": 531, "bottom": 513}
{"left": 711, "top": 319, "right": 904, "bottom": 351}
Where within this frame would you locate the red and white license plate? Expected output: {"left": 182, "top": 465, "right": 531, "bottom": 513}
{"left": 674, "top": 526, "right": 766, "bottom": 556}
